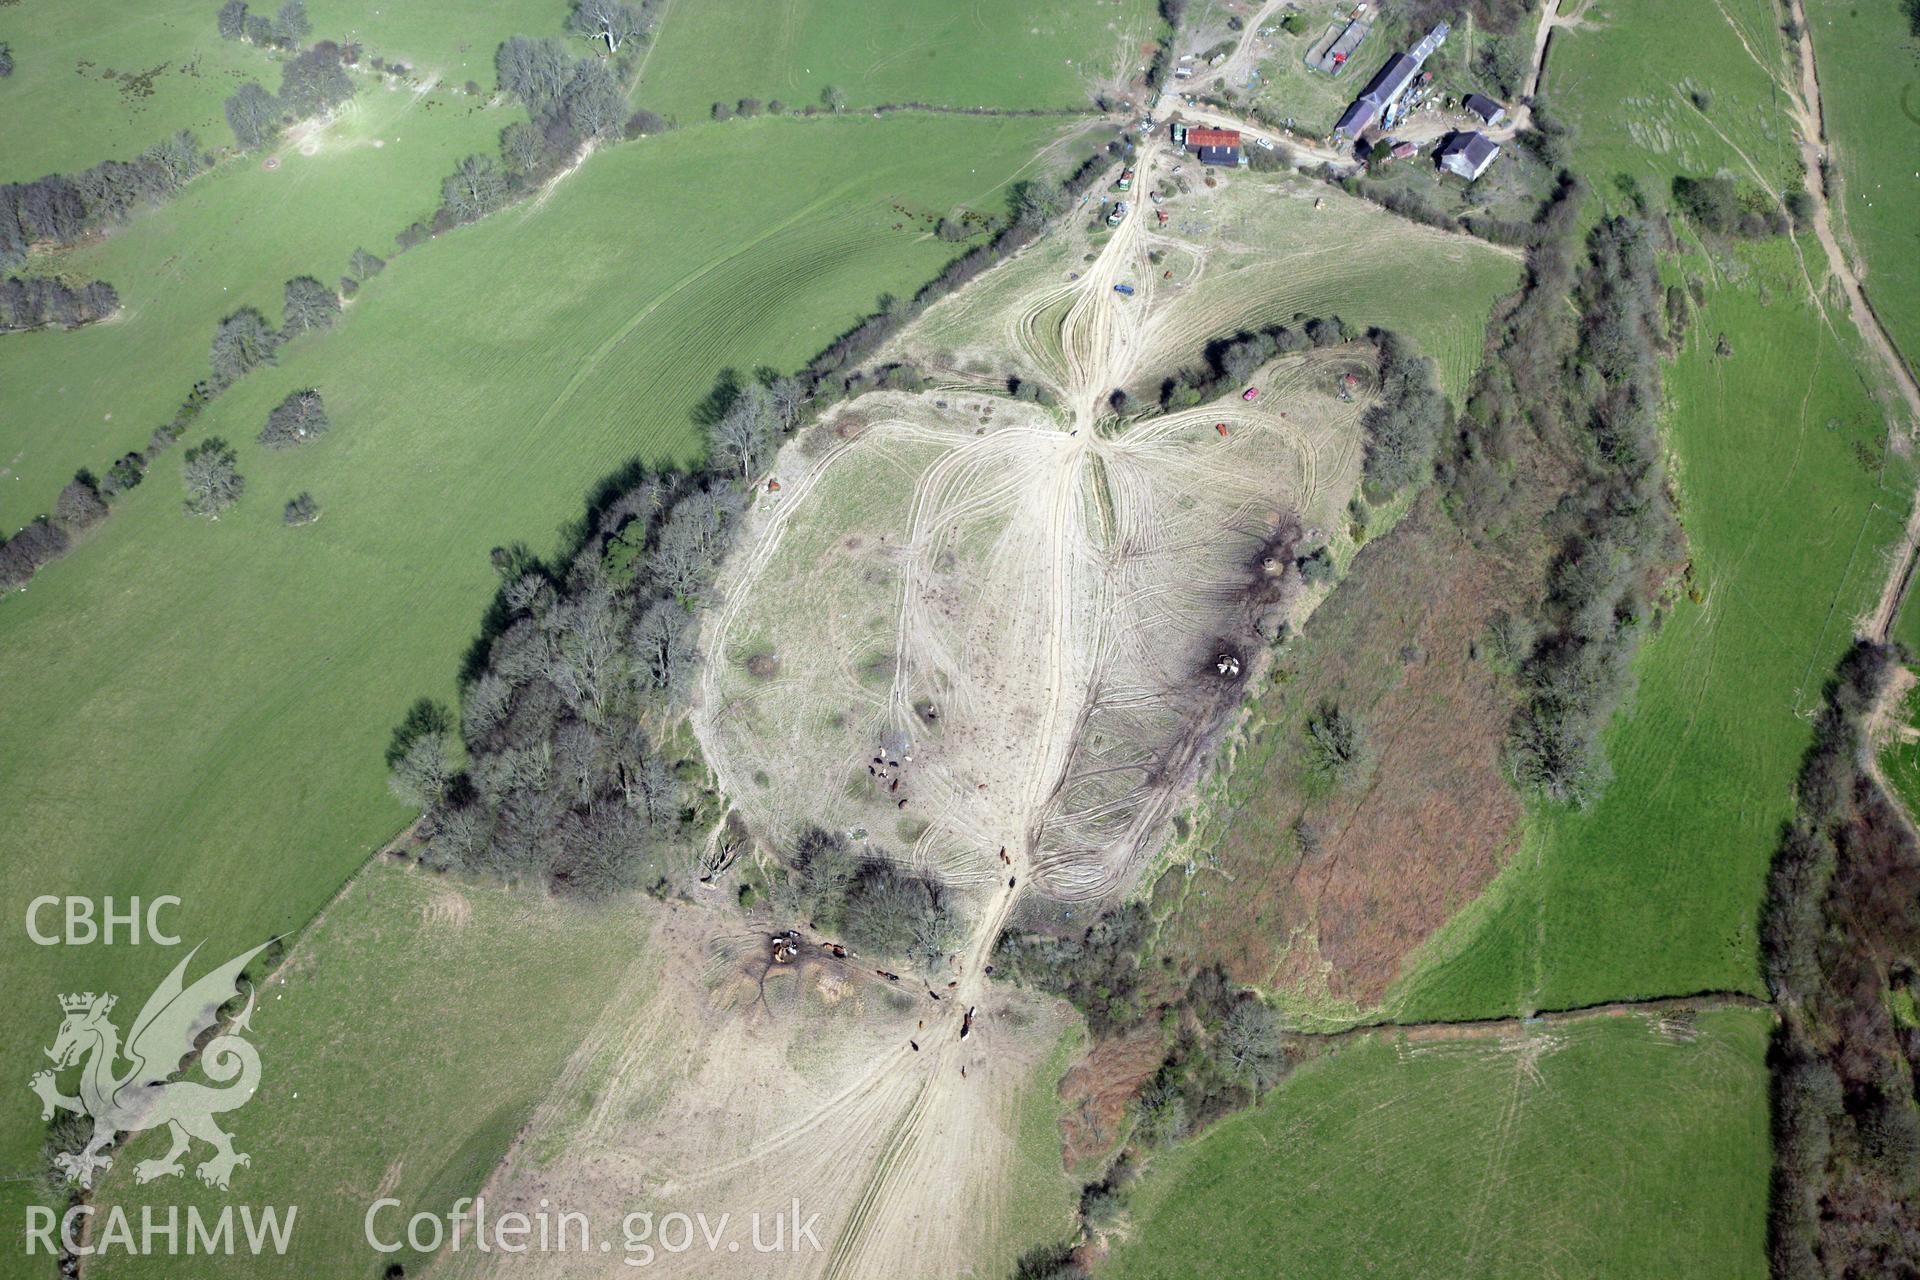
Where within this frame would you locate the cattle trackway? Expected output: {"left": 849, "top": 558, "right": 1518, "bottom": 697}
{"left": 804, "top": 151, "right": 1155, "bottom": 1280}
{"left": 684, "top": 133, "right": 1369, "bottom": 1278}
{"left": 679, "top": 156, "right": 1158, "bottom": 1280}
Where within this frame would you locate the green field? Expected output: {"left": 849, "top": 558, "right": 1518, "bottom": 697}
{"left": 85, "top": 863, "right": 656, "bottom": 1279}
{"left": 0, "top": 111, "right": 1068, "bottom": 1232}
{"left": 4, "top": 73, "right": 514, "bottom": 523}
{"left": 909, "top": 169, "right": 1521, "bottom": 402}
{"left": 0, "top": 0, "right": 565, "bottom": 183}
{"left": 1541, "top": 0, "right": 1801, "bottom": 199}
{"left": 1805, "top": 0, "right": 1920, "bottom": 369}
{"left": 635, "top": 0, "right": 1155, "bottom": 120}
{"left": 1877, "top": 667, "right": 1920, "bottom": 823}
{"left": 305, "top": 0, "right": 570, "bottom": 80}
{"left": 1380, "top": 0, "right": 1913, "bottom": 1019}
{"left": 0, "top": 0, "right": 267, "bottom": 182}
{"left": 1106, "top": 1009, "right": 1773, "bottom": 1280}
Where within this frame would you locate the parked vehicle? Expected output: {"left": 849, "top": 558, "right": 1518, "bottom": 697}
{"left": 1242, "top": 387, "right": 1259, "bottom": 401}
{"left": 1114, "top": 284, "right": 1135, "bottom": 296}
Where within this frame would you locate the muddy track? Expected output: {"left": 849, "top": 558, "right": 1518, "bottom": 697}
{"left": 1284, "top": 991, "right": 1775, "bottom": 1051}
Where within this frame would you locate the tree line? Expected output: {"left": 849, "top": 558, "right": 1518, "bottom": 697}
{"left": 1498, "top": 213, "right": 1681, "bottom": 805}
{"left": 1762, "top": 641, "right": 1920, "bottom": 1279}
{"left": 387, "top": 470, "right": 739, "bottom": 898}
{"left": 216, "top": 0, "right": 310, "bottom": 49}
{"left": 0, "top": 275, "right": 119, "bottom": 332}
{"left": 386, "top": 4, "right": 662, "bottom": 246}
{"left": 768, "top": 827, "right": 965, "bottom": 974}
{"left": 1439, "top": 172, "right": 1588, "bottom": 532}
{"left": 1433, "top": 164, "right": 1685, "bottom": 807}
{"left": 222, "top": 39, "right": 356, "bottom": 150}
{"left": 1157, "top": 313, "right": 1353, "bottom": 411}
{"left": 1671, "top": 172, "right": 1801, "bottom": 239}
{"left": 0, "top": 131, "right": 206, "bottom": 269}
{"left": 1, "top": 270, "right": 344, "bottom": 589}
{"left": 996, "top": 904, "right": 1290, "bottom": 1273}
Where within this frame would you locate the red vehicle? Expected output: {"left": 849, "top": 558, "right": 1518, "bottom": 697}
{"left": 1242, "top": 387, "right": 1259, "bottom": 401}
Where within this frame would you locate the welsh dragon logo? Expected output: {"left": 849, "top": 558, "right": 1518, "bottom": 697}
{"left": 30, "top": 941, "right": 271, "bottom": 1191}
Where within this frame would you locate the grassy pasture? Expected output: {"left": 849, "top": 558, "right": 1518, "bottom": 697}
{"left": 0, "top": 0, "right": 266, "bottom": 183}
{"left": 635, "top": 0, "right": 1157, "bottom": 120}
{"left": 1383, "top": 0, "right": 1915, "bottom": 1018}
{"left": 306, "top": 0, "right": 571, "bottom": 81}
{"left": 1140, "top": 176, "right": 1519, "bottom": 399}
{"left": 1900, "top": 580, "right": 1920, "bottom": 656}
{"left": 907, "top": 170, "right": 1520, "bottom": 402}
{"left": 86, "top": 863, "right": 656, "bottom": 1279}
{"left": 1105, "top": 1008, "right": 1773, "bottom": 1280}
{"left": 1804, "top": 0, "right": 1920, "bottom": 370}
{"left": 4, "top": 74, "right": 516, "bottom": 523}
{"left": 1878, "top": 673, "right": 1920, "bottom": 823}
{"left": 1542, "top": 0, "right": 1801, "bottom": 201}
{"left": 0, "top": 0, "right": 566, "bottom": 184}
{"left": 0, "top": 113, "right": 1068, "bottom": 1229}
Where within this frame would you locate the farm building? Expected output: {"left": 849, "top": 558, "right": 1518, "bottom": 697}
{"left": 1464, "top": 93, "right": 1506, "bottom": 126}
{"left": 1311, "top": 18, "right": 1372, "bottom": 75}
{"left": 1185, "top": 127, "right": 1240, "bottom": 150}
{"left": 1437, "top": 130, "right": 1500, "bottom": 180}
{"left": 1186, "top": 126, "right": 1243, "bottom": 166}
{"left": 1335, "top": 22, "right": 1450, "bottom": 140}
{"left": 1335, "top": 54, "right": 1416, "bottom": 139}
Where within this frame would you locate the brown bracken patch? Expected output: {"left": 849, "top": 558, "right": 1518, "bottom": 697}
{"left": 1161, "top": 487, "right": 1548, "bottom": 1007}
{"left": 1057, "top": 1025, "right": 1164, "bottom": 1170}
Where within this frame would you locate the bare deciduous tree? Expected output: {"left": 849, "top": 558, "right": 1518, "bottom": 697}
{"left": 223, "top": 81, "right": 281, "bottom": 149}
{"left": 281, "top": 276, "right": 340, "bottom": 337}
{"left": 442, "top": 153, "right": 508, "bottom": 222}
{"left": 181, "top": 438, "right": 243, "bottom": 518}
{"left": 1220, "top": 1000, "right": 1287, "bottom": 1098}
{"left": 568, "top": 0, "right": 652, "bottom": 53}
